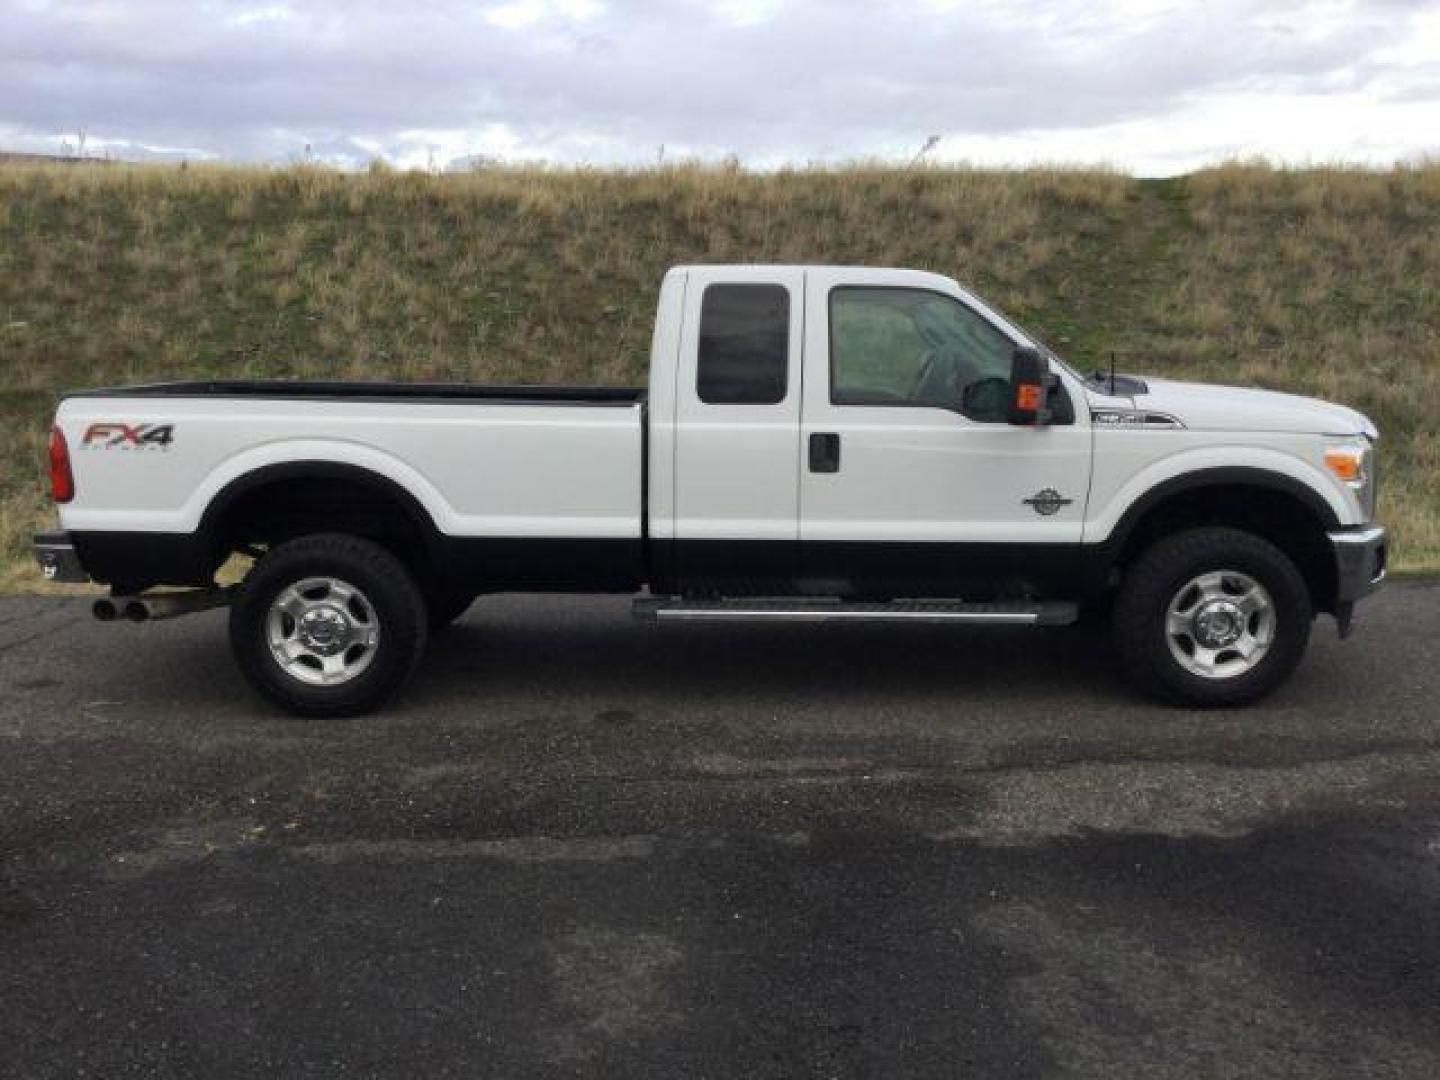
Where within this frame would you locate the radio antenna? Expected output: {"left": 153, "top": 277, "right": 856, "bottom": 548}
{"left": 1109, "top": 350, "right": 1117, "bottom": 392}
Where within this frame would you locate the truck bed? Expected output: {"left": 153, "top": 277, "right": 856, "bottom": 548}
{"left": 54, "top": 382, "right": 648, "bottom": 592}
{"left": 62, "top": 380, "right": 646, "bottom": 405}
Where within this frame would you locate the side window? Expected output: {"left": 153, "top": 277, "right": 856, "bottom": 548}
{"left": 697, "top": 284, "right": 789, "bottom": 405}
{"left": 829, "top": 287, "right": 1016, "bottom": 421}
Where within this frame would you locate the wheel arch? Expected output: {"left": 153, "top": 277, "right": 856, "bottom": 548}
{"left": 1096, "top": 467, "right": 1341, "bottom": 613}
{"left": 201, "top": 461, "right": 446, "bottom": 579}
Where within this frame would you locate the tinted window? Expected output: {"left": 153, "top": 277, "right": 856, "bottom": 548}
{"left": 830, "top": 287, "right": 1015, "bottom": 421}
{"left": 697, "top": 284, "right": 789, "bottom": 404}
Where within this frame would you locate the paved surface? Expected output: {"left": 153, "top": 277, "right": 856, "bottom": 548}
{"left": 2, "top": 581, "right": 1440, "bottom": 1078}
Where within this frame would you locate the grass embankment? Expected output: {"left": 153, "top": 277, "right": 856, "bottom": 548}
{"left": 1, "top": 162, "right": 1436, "bottom": 588}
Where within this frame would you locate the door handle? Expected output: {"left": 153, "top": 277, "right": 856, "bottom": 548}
{"left": 809, "top": 432, "right": 841, "bottom": 473}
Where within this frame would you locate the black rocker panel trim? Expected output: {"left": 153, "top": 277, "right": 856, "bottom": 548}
{"left": 439, "top": 537, "right": 643, "bottom": 593}
{"left": 798, "top": 540, "right": 1082, "bottom": 599}
{"left": 72, "top": 524, "right": 1086, "bottom": 601}
{"left": 71, "top": 529, "right": 645, "bottom": 594}
{"left": 660, "top": 539, "right": 1086, "bottom": 600}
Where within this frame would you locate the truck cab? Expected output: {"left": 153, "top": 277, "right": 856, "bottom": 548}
{"left": 647, "top": 265, "right": 1094, "bottom": 598}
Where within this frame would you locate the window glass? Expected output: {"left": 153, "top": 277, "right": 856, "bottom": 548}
{"left": 697, "top": 284, "right": 789, "bottom": 405}
{"left": 829, "top": 287, "right": 1015, "bottom": 420}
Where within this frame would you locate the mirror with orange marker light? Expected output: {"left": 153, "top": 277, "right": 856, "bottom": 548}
{"left": 1007, "top": 346, "right": 1050, "bottom": 427}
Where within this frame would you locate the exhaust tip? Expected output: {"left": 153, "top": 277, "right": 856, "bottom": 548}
{"left": 122, "top": 600, "right": 149, "bottom": 623}
{"left": 93, "top": 598, "right": 118, "bottom": 622}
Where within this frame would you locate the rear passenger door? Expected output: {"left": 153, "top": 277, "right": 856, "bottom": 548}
{"left": 673, "top": 269, "right": 805, "bottom": 591}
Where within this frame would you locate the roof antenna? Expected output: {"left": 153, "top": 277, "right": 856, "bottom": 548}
{"left": 1109, "top": 349, "right": 1117, "bottom": 393}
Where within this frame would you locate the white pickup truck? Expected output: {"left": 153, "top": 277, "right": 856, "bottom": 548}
{"left": 36, "top": 264, "right": 1387, "bottom": 715}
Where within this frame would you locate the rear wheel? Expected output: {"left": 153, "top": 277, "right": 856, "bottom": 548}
{"left": 1112, "top": 527, "right": 1312, "bottom": 706}
{"left": 230, "top": 533, "right": 428, "bottom": 717}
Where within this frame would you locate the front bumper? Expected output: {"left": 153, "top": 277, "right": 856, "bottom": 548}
{"left": 1329, "top": 524, "right": 1387, "bottom": 606}
{"left": 33, "top": 530, "right": 90, "bottom": 584}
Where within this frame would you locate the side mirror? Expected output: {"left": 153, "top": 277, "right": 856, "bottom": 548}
{"left": 1007, "top": 347, "right": 1050, "bottom": 426}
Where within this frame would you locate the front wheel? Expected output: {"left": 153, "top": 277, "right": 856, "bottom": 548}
{"left": 230, "top": 533, "right": 429, "bottom": 717}
{"left": 1112, "top": 527, "right": 1313, "bottom": 706}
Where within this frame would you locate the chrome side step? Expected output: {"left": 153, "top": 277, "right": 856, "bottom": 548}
{"left": 633, "top": 596, "right": 1078, "bottom": 626}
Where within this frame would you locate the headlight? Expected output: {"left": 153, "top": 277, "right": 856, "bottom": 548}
{"left": 1325, "top": 438, "right": 1377, "bottom": 520}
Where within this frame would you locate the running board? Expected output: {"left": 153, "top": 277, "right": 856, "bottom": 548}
{"left": 633, "top": 597, "right": 1078, "bottom": 626}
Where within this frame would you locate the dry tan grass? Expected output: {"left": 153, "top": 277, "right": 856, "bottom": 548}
{"left": 0, "top": 159, "right": 1435, "bottom": 587}
{"left": 1136, "top": 164, "right": 1439, "bottom": 566}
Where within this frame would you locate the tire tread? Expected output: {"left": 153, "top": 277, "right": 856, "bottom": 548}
{"left": 230, "top": 533, "right": 428, "bottom": 717}
{"left": 1112, "top": 527, "right": 1312, "bottom": 707}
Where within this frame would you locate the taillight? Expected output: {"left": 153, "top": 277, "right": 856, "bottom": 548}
{"left": 48, "top": 425, "right": 74, "bottom": 504}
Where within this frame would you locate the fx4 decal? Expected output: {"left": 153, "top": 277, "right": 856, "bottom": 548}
{"left": 82, "top": 422, "right": 176, "bottom": 449}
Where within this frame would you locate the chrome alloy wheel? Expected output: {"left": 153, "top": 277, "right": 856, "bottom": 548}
{"left": 1165, "top": 570, "right": 1276, "bottom": 680}
{"left": 265, "top": 576, "right": 380, "bottom": 687}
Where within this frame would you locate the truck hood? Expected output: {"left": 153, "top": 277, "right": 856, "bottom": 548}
{"left": 1090, "top": 377, "right": 1377, "bottom": 438}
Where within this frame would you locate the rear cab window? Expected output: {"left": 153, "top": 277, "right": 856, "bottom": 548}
{"left": 697, "top": 284, "right": 790, "bottom": 405}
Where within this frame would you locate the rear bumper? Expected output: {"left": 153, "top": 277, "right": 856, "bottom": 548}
{"left": 1329, "top": 524, "right": 1387, "bottom": 606}
{"left": 33, "top": 530, "right": 90, "bottom": 584}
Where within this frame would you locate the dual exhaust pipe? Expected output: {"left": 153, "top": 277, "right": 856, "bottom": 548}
{"left": 92, "top": 587, "right": 234, "bottom": 624}
{"left": 92, "top": 597, "right": 150, "bottom": 623}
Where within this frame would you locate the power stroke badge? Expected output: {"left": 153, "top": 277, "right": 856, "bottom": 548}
{"left": 1023, "top": 488, "right": 1073, "bottom": 516}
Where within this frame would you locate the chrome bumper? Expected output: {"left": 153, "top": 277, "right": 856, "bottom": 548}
{"left": 33, "top": 530, "right": 90, "bottom": 584}
{"left": 1328, "top": 524, "right": 1387, "bottom": 606}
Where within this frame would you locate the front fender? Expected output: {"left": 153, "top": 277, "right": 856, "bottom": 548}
{"left": 1085, "top": 445, "right": 1350, "bottom": 545}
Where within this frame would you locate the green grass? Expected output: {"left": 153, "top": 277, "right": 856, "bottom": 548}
{"left": 1, "top": 160, "right": 1436, "bottom": 588}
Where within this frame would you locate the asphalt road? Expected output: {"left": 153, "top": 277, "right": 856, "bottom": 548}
{"left": 3, "top": 581, "right": 1440, "bottom": 1079}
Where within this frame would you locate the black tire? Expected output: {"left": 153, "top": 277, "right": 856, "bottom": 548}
{"left": 1112, "top": 527, "right": 1313, "bottom": 707}
{"left": 230, "top": 533, "right": 429, "bottom": 717}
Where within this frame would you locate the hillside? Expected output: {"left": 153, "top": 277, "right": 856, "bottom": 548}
{"left": 1, "top": 161, "right": 1436, "bottom": 587}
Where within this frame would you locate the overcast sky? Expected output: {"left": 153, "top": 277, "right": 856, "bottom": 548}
{"left": 2, "top": 0, "right": 1438, "bottom": 174}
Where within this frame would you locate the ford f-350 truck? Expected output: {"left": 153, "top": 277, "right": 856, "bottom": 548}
{"left": 36, "top": 265, "right": 1387, "bottom": 715}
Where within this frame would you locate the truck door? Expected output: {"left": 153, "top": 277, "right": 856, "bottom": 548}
{"left": 672, "top": 268, "right": 805, "bottom": 592}
{"left": 797, "top": 269, "right": 1092, "bottom": 597}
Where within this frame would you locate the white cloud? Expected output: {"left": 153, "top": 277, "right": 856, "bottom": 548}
{"left": 931, "top": 89, "right": 1440, "bottom": 175}
{"left": 0, "top": 0, "right": 1435, "bottom": 172}
{"left": 486, "top": 0, "right": 604, "bottom": 29}
{"left": 225, "top": 4, "right": 295, "bottom": 28}
{"left": 707, "top": 0, "right": 785, "bottom": 27}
